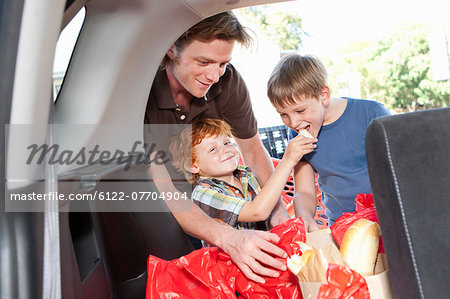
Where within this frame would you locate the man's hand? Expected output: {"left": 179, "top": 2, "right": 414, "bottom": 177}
{"left": 219, "top": 228, "right": 288, "bottom": 283}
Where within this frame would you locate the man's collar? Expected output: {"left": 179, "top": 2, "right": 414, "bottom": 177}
{"left": 152, "top": 69, "right": 177, "bottom": 109}
{"left": 205, "top": 81, "right": 222, "bottom": 102}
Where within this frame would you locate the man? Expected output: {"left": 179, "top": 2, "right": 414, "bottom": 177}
{"left": 145, "top": 11, "right": 290, "bottom": 283}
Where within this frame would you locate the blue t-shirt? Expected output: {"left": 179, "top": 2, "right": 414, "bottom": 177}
{"left": 289, "top": 98, "right": 390, "bottom": 224}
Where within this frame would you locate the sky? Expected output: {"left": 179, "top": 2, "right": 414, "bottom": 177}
{"left": 273, "top": 0, "right": 449, "bottom": 57}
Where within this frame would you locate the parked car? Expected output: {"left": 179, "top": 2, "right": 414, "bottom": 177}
{"left": 1, "top": 0, "right": 449, "bottom": 298}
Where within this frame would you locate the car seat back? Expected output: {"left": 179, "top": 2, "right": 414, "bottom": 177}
{"left": 366, "top": 107, "right": 450, "bottom": 299}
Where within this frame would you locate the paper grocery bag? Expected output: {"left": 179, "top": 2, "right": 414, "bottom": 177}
{"left": 299, "top": 281, "right": 323, "bottom": 299}
{"left": 299, "top": 230, "right": 394, "bottom": 299}
{"left": 306, "top": 228, "right": 336, "bottom": 248}
{"left": 297, "top": 244, "right": 348, "bottom": 282}
{"left": 365, "top": 254, "right": 394, "bottom": 299}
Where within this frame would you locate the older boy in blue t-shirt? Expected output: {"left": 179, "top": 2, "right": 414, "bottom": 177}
{"left": 267, "top": 54, "right": 390, "bottom": 230}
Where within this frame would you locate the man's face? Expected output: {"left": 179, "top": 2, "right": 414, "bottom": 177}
{"left": 191, "top": 134, "right": 239, "bottom": 179}
{"left": 275, "top": 95, "right": 326, "bottom": 138}
{"left": 166, "top": 39, "right": 235, "bottom": 98}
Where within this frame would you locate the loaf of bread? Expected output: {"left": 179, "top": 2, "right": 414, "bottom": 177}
{"left": 298, "top": 129, "right": 313, "bottom": 139}
{"left": 339, "top": 218, "right": 380, "bottom": 276}
{"left": 286, "top": 242, "right": 315, "bottom": 276}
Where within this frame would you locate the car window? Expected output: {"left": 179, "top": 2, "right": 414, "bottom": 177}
{"left": 52, "top": 7, "right": 85, "bottom": 101}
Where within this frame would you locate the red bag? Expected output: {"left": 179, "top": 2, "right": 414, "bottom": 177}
{"left": 330, "top": 193, "right": 385, "bottom": 253}
{"left": 147, "top": 248, "right": 239, "bottom": 298}
{"left": 317, "top": 264, "right": 370, "bottom": 299}
{"left": 146, "top": 218, "right": 306, "bottom": 299}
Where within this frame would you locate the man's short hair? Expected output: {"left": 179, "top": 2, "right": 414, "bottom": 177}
{"left": 169, "top": 118, "right": 233, "bottom": 182}
{"left": 161, "top": 11, "right": 253, "bottom": 68}
{"left": 267, "top": 54, "right": 328, "bottom": 108}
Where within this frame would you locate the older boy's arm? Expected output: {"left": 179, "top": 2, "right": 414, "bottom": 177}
{"left": 149, "top": 162, "right": 287, "bottom": 283}
{"left": 293, "top": 161, "right": 320, "bottom": 232}
{"left": 234, "top": 133, "right": 290, "bottom": 226}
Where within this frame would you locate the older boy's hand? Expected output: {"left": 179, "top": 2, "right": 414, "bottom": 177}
{"left": 219, "top": 228, "right": 288, "bottom": 283}
{"left": 302, "top": 216, "right": 321, "bottom": 232}
{"left": 269, "top": 204, "right": 291, "bottom": 226}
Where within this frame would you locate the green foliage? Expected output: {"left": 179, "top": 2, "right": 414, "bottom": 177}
{"left": 327, "top": 23, "right": 449, "bottom": 112}
{"left": 237, "top": 6, "right": 449, "bottom": 112}
{"left": 370, "top": 24, "right": 449, "bottom": 111}
{"left": 236, "top": 5, "right": 306, "bottom": 50}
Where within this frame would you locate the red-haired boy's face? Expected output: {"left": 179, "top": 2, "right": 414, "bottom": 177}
{"left": 190, "top": 133, "right": 239, "bottom": 179}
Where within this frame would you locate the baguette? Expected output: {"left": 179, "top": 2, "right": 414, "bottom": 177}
{"left": 339, "top": 218, "right": 380, "bottom": 276}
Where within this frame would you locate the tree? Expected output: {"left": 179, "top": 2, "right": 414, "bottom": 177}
{"left": 369, "top": 23, "right": 449, "bottom": 111}
{"left": 327, "top": 23, "right": 449, "bottom": 112}
{"left": 235, "top": 5, "right": 307, "bottom": 50}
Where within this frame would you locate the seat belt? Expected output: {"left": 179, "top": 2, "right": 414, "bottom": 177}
{"left": 42, "top": 101, "right": 61, "bottom": 299}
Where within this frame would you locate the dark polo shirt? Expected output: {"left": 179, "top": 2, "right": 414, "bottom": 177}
{"left": 144, "top": 64, "right": 257, "bottom": 138}
{"left": 144, "top": 64, "right": 258, "bottom": 192}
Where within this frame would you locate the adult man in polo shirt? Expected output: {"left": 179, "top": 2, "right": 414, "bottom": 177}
{"left": 145, "top": 11, "right": 290, "bottom": 283}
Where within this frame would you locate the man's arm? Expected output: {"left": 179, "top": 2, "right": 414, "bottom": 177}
{"left": 234, "top": 133, "right": 290, "bottom": 226}
{"left": 172, "top": 205, "right": 288, "bottom": 283}
{"left": 292, "top": 161, "right": 320, "bottom": 232}
{"left": 149, "top": 161, "right": 287, "bottom": 283}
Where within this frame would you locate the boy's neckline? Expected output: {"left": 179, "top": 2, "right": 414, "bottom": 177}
{"left": 323, "top": 97, "right": 349, "bottom": 126}
{"left": 200, "top": 167, "right": 245, "bottom": 194}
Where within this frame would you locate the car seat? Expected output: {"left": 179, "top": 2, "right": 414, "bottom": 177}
{"left": 365, "top": 107, "right": 450, "bottom": 298}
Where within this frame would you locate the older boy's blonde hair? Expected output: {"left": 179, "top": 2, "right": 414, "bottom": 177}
{"left": 267, "top": 54, "right": 328, "bottom": 108}
{"left": 169, "top": 118, "right": 233, "bottom": 183}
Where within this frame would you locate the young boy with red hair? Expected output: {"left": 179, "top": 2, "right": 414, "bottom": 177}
{"left": 170, "top": 118, "right": 316, "bottom": 231}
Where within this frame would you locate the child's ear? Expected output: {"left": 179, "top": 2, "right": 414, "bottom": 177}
{"left": 184, "top": 162, "right": 200, "bottom": 174}
{"left": 320, "top": 86, "right": 331, "bottom": 106}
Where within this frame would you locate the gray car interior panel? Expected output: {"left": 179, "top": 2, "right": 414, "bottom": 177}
{"left": 366, "top": 107, "right": 450, "bottom": 299}
{"left": 60, "top": 157, "right": 195, "bottom": 298}
{"left": 1, "top": 1, "right": 43, "bottom": 299}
